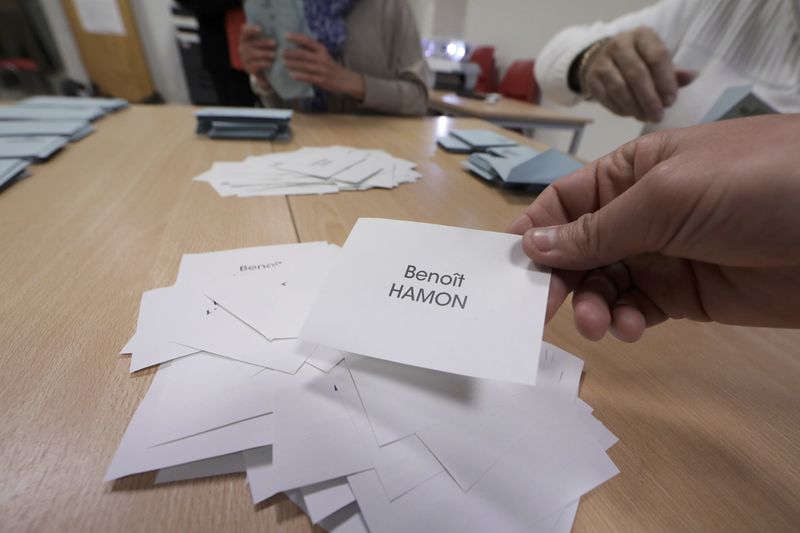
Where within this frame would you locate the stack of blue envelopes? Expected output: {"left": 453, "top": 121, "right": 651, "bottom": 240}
{"left": 464, "top": 144, "right": 583, "bottom": 190}
{"left": 0, "top": 95, "right": 129, "bottom": 190}
{"left": 195, "top": 107, "right": 294, "bottom": 140}
{"left": 0, "top": 136, "right": 68, "bottom": 161}
{"left": 0, "top": 120, "right": 94, "bottom": 142}
{"left": 438, "top": 129, "right": 583, "bottom": 190}
{"left": 16, "top": 95, "right": 129, "bottom": 113}
{"left": 0, "top": 158, "right": 28, "bottom": 190}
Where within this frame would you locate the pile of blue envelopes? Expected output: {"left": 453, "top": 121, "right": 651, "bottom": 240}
{"left": 0, "top": 95, "right": 128, "bottom": 190}
{"left": 195, "top": 107, "right": 293, "bottom": 140}
{"left": 439, "top": 129, "right": 583, "bottom": 191}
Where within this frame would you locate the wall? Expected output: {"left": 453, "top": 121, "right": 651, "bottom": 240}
{"left": 417, "top": 0, "right": 656, "bottom": 161}
{"left": 37, "top": 0, "right": 189, "bottom": 103}
{"left": 129, "top": 0, "right": 189, "bottom": 103}
{"left": 39, "top": 0, "right": 89, "bottom": 84}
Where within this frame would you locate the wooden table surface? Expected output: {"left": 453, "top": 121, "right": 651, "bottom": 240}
{"left": 1, "top": 105, "right": 799, "bottom": 533}
{"left": 430, "top": 89, "right": 593, "bottom": 126}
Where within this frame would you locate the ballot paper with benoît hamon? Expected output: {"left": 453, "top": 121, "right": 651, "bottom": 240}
{"left": 300, "top": 218, "right": 550, "bottom": 385}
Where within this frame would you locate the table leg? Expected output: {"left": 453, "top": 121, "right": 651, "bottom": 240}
{"left": 568, "top": 125, "right": 585, "bottom": 155}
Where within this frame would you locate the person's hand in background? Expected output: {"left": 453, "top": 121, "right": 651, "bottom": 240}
{"left": 580, "top": 26, "right": 696, "bottom": 122}
{"left": 283, "top": 33, "right": 365, "bottom": 100}
{"left": 509, "top": 115, "right": 800, "bottom": 342}
{"left": 239, "top": 24, "right": 277, "bottom": 90}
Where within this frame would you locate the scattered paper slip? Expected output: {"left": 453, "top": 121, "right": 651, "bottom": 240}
{"left": 193, "top": 146, "right": 421, "bottom": 197}
{"left": 108, "top": 233, "right": 618, "bottom": 532}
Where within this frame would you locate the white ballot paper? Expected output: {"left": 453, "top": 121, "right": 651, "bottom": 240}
{"left": 300, "top": 218, "right": 550, "bottom": 385}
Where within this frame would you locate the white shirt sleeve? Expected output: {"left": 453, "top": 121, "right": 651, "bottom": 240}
{"left": 535, "top": 0, "right": 694, "bottom": 106}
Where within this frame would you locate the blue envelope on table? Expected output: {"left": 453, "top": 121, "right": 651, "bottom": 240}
{"left": 0, "top": 136, "right": 68, "bottom": 161}
{"left": 438, "top": 129, "right": 519, "bottom": 153}
{"left": 0, "top": 158, "right": 28, "bottom": 190}
{"left": 195, "top": 107, "right": 293, "bottom": 140}
{"left": 0, "top": 106, "right": 105, "bottom": 122}
{"left": 18, "top": 96, "right": 129, "bottom": 113}
{"left": 463, "top": 144, "right": 582, "bottom": 190}
{"left": 0, "top": 120, "right": 94, "bottom": 141}
{"left": 700, "top": 84, "right": 776, "bottom": 123}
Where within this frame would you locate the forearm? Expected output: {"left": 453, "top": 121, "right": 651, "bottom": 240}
{"left": 536, "top": 0, "right": 689, "bottom": 104}
{"left": 361, "top": 75, "right": 429, "bottom": 116}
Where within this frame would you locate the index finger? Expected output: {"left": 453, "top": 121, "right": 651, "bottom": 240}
{"left": 285, "top": 32, "right": 323, "bottom": 51}
{"left": 240, "top": 23, "right": 263, "bottom": 39}
{"left": 634, "top": 29, "right": 677, "bottom": 106}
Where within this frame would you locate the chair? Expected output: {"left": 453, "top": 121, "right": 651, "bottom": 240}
{"left": 498, "top": 60, "right": 540, "bottom": 104}
{"left": 225, "top": 7, "right": 245, "bottom": 71}
{"left": 0, "top": 57, "right": 50, "bottom": 96}
{"left": 468, "top": 46, "right": 497, "bottom": 93}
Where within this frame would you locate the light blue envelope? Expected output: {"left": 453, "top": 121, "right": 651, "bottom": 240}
{"left": 502, "top": 149, "right": 583, "bottom": 186}
{"left": 0, "top": 106, "right": 105, "bottom": 122}
{"left": 195, "top": 107, "right": 293, "bottom": 121}
{"left": 207, "top": 121, "right": 280, "bottom": 140}
{"left": 450, "top": 129, "right": 519, "bottom": 149}
{"left": 0, "top": 135, "right": 68, "bottom": 161}
{"left": 0, "top": 120, "right": 94, "bottom": 141}
{"left": 437, "top": 134, "right": 473, "bottom": 153}
{"left": 244, "top": 0, "right": 315, "bottom": 100}
{"left": 700, "top": 84, "right": 777, "bottom": 123}
{"left": 0, "top": 158, "right": 28, "bottom": 189}
{"left": 466, "top": 145, "right": 582, "bottom": 188}
{"left": 18, "top": 95, "right": 129, "bottom": 112}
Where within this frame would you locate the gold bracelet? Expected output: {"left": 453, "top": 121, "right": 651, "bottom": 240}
{"left": 578, "top": 38, "right": 610, "bottom": 99}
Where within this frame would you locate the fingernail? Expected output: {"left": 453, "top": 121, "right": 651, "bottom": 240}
{"left": 530, "top": 228, "right": 556, "bottom": 252}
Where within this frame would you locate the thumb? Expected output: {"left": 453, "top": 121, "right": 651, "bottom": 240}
{"left": 521, "top": 190, "right": 658, "bottom": 271}
{"left": 675, "top": 69, "right": 698, "bottom": 87}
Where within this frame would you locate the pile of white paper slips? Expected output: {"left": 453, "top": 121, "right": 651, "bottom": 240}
{"left": 193, "top": 146, "right": 422, "bottom": 198}
{"left": 108, "top": 240, "right": 620, "bottom": 533}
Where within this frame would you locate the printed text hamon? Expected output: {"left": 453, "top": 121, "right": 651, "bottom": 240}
{"left": 388, "top": 265, "right": 468, "bottom": 309}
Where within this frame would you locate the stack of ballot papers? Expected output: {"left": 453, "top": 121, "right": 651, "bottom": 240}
{"left": 195, "top": 107, "right": 293, "bottom": 140}
{"left": 193, "top": 146, "right": 421, "bottom": 197}
{"left": 108, "top": 219, "right": 620, "bottom": 532}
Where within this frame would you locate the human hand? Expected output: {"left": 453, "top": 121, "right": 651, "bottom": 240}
{"left": 509, "top": 115, "right": 800, "bottom": 342}
{"left": 239, "top": 24, "right": 276, "bottom": 89}
{"left": 283, "top": 33, "right": 365, "bottom": 100}
{"left": 581, "top": 26, "right": 696, "bottom": 122}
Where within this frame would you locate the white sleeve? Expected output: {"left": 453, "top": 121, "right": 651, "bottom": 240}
{"left": 535, "top": 0, "right": 693, "bottom": 106}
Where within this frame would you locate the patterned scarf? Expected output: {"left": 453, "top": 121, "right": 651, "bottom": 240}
{"left": 303, "top": 0, "right": 358, "bottom": 110}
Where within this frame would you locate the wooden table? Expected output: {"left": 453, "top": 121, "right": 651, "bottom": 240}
{"left": 1, "top": 105, "right": 799, "bottom": 533}
{"left": 429, "top": 89, "right": 593, "bottom": 155}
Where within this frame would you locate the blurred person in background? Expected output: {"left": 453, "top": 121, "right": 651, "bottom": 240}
{"left": 535, "top": 0, "right": 800, "bottom": 131}
{"left": 239, "top": 0, "right": 430, "bottom": 115}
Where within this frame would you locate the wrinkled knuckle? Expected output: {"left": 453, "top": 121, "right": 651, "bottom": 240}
{"left": 596, "top": 67, "right": 615, "bottom": 83}
{"left": 587, "top": 79, "right": 605, "bottom": 98}
{"left": 606, "top": 78, "right": 626, "bottom": 94}
{"left": 652, "top": 46, "right": 670, "bottom": 64}
{"left": 606, "top": 39, "right": 624, "bottom": 55}
{"left": 573, "top": 213, "right": 603, "bottom": 261}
